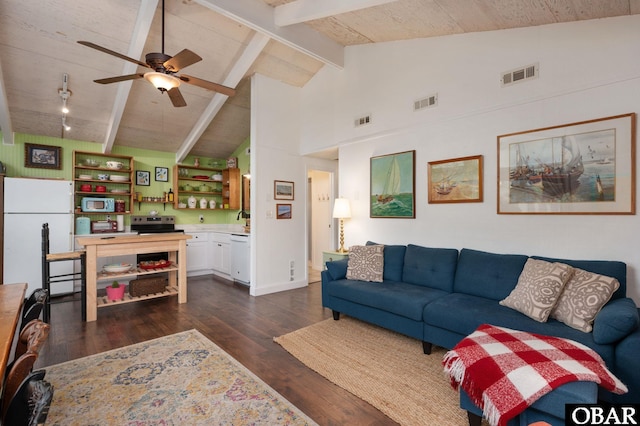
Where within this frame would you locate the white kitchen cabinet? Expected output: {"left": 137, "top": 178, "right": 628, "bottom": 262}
{"left": 186, "top": 232, "right": 210, "bottom": 276}
{"left": 211, "top": 232, "right": 230, "bottom": 275}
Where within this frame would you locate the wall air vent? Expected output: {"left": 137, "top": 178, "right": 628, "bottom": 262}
{"left": 501, "top": 63, "right": 538, "bottom": 87}
{"left": 354, "top": 114, "right": 371, "bottom": 127}
{"left": 414, "top": 93, "right": 438, "bottom": 111}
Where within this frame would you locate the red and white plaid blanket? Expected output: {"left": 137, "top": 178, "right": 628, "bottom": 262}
{"left": 442, "top": 324, "right": 627, "bottom": 426}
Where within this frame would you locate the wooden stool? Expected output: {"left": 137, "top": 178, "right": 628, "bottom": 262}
{"left": 41, "top": 223, "right": 86, "bottom": 322}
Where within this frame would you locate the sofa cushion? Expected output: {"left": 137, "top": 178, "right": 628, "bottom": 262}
{"left": 532, "top": 256, "right": 627, "bottom": 300}
{"left": 346, "top": 245, "right": 384, "bottom": 282}
{"left": 423, "top": 293, "right": 615, "bottom": 366}
{"left": 499, "top": 258, "right": 573, "bottom": 322}
{"left": 550, "top": 268, "right": 619, "bottom": 332}
{"left": 454, "top": 249, "right": 529, "bottom": 300}
{"left": 592, "top": 298, "right": 639, "bottom": 344}
{"left": 402, "top": 244, "right": 458, "bottom": 291}
{"left": 327, "top": 279, "right": 448, "bottom": 321}
{"left": 325, "top": 258, "right": 348, "bottom": 281}
{"left": 366, "top": 241, "right": 406, "bottom": 281}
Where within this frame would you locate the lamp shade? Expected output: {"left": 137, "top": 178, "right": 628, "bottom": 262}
{"left": 144, "top": 72, "right": 181, "bottom": 91}
{"left": 332, "top": 198, "right": 351, "bottom": 219}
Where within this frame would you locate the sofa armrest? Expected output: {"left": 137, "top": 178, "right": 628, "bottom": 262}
{"left": 325, "top": 258, "right": 349, "bottom": 281}
{"left": 592, "top": 298, "right": 639, "bottom": 344}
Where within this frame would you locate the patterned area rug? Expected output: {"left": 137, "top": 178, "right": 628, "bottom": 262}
{"left": 45, "top": 329, "right": 317, "bottom": 425}
{"left": 274, "top": 317, "right": 470, "bottom": 426}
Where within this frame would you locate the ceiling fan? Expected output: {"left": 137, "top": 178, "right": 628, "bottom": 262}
{"left": 78, "top": 0, "right": 235, "bottom": 107}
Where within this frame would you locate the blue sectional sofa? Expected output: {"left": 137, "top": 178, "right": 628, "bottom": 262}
{"left": 321, "top": 243, "right": 640, "bottom": 403}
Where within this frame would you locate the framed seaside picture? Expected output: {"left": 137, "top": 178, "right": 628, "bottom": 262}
{"left": 498, "top": 113, "right": 636, "bottom": 215}
{"left": 370, "top": 150, "right": 415, "bottom": 218}
{"left": 25, "top": 143, "right": 62, "bottom": 169}
{"left": 274, "top": 180, "right": 294, "bottom": 200}
{"left": 428, "top": 155, "right": 483, "bottom": 204}
{"left": 276, "top": 203, "right": 292, "bottom": 219}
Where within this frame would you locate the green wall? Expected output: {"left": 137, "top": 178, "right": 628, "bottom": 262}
{"left": 0, "top": 132, "right": 250, "bottom": 226}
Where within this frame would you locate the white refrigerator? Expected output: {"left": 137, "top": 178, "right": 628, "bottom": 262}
{"left": 3, "top": 177, "right": 75, "bottom": 295}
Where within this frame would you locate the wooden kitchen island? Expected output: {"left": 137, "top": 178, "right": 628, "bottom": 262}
{"left": 76, "top": 234, "right": 192, "bottom": 322}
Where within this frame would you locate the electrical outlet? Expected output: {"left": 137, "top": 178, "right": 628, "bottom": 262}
{"left": 199, "top": 215, "right": 204, "bottom": 223}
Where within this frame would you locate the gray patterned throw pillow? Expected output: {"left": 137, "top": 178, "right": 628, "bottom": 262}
{"left": 346, "top": 245, "right": 384, "bottom": 282}
{"left": 550, "top": 268, "right": 619, "bottom": 332}
{"left": 499, "top": 258, "right": 574, "bottom": 322}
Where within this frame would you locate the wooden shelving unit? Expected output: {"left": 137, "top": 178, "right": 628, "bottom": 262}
{"left": 173, "top": 164, "right": 240, "bottom": 210}
{"left": 72, "top": 151, "right": 134, "bottom": 221}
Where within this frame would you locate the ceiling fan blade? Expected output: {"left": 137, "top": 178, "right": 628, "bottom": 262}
{"left": 94, "top": 74, "right": 145, "bottom": 84}
{"left": 178, "top": 74, "right": 236, "bottom": 97}
{"left": 167, "top": 87, "right": 187, "bottom": 107}
{"left": 78, "top": 41, "right": 150, "bottom": 69}
{"left": 163, "top": 49, "right": 202, "bottom": 72}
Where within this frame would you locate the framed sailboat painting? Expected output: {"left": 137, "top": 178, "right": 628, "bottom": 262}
{"left": 428, "top": 155, "right": 483, "bottom": 204}
{"left": 497, "top": 113, "right": 636, "bottom": 215}
{"left": 370, "top": 150, "right": 415, "bottom": 218}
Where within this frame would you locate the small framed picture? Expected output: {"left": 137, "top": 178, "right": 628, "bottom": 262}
{"left": 276, "top": 203, "right": 292, "bottom": 219}
{"left": 274, "top": 180, "right": 294, "bottom": 200}
{"left": 136, "top": 170, "right": 150, "bottom": 186}
{"left": 25, "top": 143, "right": 62, "bottom": 169}
{"left": 155, "top": 167, "right": 168, "bottom": 182}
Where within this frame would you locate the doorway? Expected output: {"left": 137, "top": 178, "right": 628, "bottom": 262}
{"left": 307, "top": 170, "right": 334, "bottom": 273}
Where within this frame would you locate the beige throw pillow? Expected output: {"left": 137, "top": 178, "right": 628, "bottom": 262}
{"left": 500, "top": 258, "right": 573, "bottom": 322}
{"left": 346, "top": 245, "right": 384, "bottom": 282}
{"left": 550, "top": 268, "right": 619, "bottom": 332}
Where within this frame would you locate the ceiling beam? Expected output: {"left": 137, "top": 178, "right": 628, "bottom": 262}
{"left": 274, "top": 0, "right": 399, "bottom": 27}
{"left": 103, "top": 0, "right": 158, "bottom": 153}
{"left": 176, "top": 32, "right": 270, "bottom": 163}
{"left": 0, "top": 60, "right": 14, "bottom": 145}
{"left": 195, "top": 0, "right": 344, "bottom": 69}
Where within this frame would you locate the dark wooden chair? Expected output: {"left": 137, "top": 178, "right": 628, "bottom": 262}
{"left": 41, "top": 223, "right": 86, "bottom": 322}
{"left": 19, "top": 289, "right": 48, "bottom": 332}
{"left": 2, "top": 370, "right": 53, "bottom": 426}
{"left": 1, "top": 352, "right": 38, "bottom": 421}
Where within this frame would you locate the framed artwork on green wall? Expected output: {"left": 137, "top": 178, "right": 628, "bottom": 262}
{"left": 136, "top": 170, "right": 150, "bottom": 186}
{"left": 155, "top": 167, "right": 168, "bottom": 182}
{"left": 25, "top": 143, "right": 62, "bottom": 169}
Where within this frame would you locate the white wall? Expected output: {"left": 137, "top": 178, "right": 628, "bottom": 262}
{"left": 309, "top": 170, "right": 332, "bottom": 270}
{"left": 300, "top": 15, "right": 640, "bottom": 304}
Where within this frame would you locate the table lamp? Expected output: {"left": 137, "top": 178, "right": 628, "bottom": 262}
{"left": 332, "top": 198, "right": 351, "bottom": 253}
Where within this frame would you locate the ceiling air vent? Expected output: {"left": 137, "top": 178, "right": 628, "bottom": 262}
{"left": 414, "top": 93, "right": 438, "bottom": 111}
{"left": 501, "top": 63, "right": 538, "bottom": 87}
{"left": 354, "top": 114, "right": 371, "bottom": 127}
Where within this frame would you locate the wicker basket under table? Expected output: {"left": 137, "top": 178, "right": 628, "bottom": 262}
{"left": 129, "top": 277, "right": 168, "bottom": 297}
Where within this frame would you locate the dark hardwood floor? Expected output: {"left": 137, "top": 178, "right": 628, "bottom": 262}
{"left": 38, "top": 275, "right": 398, "bottom": 425}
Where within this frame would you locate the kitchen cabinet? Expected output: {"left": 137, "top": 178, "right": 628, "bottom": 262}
{"left": 173, "top": 165, "right": 240, "bottom": 210}
{"left": 72, "top": 151, "right": 134, "bottom": 226}
{"left": 211, "top": 233, "right": 230, "bottom": 275}
{"left": 185, "top": 232, "right": 210, "bottom": 276}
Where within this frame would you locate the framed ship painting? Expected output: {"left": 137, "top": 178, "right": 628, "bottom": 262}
{"left": 370, "top": 150, "right": 415, "bottom": 218}
{"left": 498, "top": 113, "right": 636, "bottom": 215}
{"left": 428, "top": 155, "right": 483, "bottom": 204}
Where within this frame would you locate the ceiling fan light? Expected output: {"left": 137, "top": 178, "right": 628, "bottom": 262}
{"left": 144, "top": 72, "right": 180, "bottom": 91}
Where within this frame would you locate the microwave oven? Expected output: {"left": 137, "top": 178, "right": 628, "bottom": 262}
{"left": 81, "top": 197, "right": 115, "bottom": 213}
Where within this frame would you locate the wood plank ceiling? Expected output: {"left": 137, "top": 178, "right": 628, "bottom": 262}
{"left": 0, "top": 0, "right": 638, "bottom": 161}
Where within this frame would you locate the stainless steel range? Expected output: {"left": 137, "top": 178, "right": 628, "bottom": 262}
{"left": 131, "top": 215, "right": 182, "bottom": 234}
{"left": 130, "top": 215, "right": 183, "bottom": 263}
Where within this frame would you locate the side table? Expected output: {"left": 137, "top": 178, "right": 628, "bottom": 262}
{"left": 322, "top": 251, "right": 348, "bottom": 270}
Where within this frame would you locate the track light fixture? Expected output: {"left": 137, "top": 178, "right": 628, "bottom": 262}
{"left": 59, "top": 73, "right": 72, "bottom": 133}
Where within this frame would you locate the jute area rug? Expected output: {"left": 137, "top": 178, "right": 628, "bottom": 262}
{"left": 274, "top": 317, "right": 469, "bottom": 426}
{"left": 44, "top": 329, "right": 317, "bottom": 425}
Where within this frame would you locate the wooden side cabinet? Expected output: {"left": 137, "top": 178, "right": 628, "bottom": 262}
{"left": 322, "top": 251, "right": 349, "bottom": 270}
